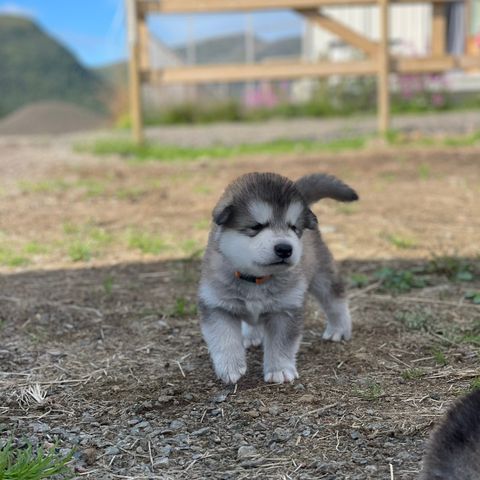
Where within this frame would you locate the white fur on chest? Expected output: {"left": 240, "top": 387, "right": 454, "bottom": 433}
{"left": 199, "top": 278, "right": 308, "bottom": 320}
{"left": 244, "top": 300, "right": 265, "bottom": 323}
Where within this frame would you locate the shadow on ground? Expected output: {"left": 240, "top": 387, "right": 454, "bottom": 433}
{"left": 1, "top": 256, "right": 479, "bottom": 479}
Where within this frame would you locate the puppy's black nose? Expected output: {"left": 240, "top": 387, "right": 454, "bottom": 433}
{"left": 274, "top": 243, "right": 293, "bottom": 259}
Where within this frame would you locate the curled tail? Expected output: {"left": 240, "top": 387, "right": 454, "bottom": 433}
{"left": 295, "top": 174, "right": 359, "bottom": 205}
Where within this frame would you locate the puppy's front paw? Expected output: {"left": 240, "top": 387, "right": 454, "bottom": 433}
{"left": 213, "top": 354, "right": 247, "bottom": 384}
{"left": 242, "top": 322, "right": 264, "bottom": 349}
{"left": 322, "top": 323, "right": 351, "bottom": 342}
{"left": 264, "top": 366, "right": 298, "bottom": 384}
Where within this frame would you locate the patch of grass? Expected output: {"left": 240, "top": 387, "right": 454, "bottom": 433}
{"left": 386, "top": 130, "right": 480, "bottom": 148}
{"left": 418, "top": 163, "right": 431, "bottom": 180}
{"left": 355, "top": 382, "right": 383, "bottom": 401}
{"left": 193, "top": 185, "right": 213, "bottom": 195}
{"left": 0, "top": 245, "right": 30, "bottom": 267}
{"left": 379, "top": 172, "right": 396, "bottom": 182}
{"left": 78, "top": 137, "right": 368, "bottom": 163}
{"left": 18, "top": 178, "right": 106, "bottom": 198}
{"left": 470, "top": 377, "right": 480, "bottom": 391}
{"left": 442, "top": 130, "right": 480, "bottom": 147}
{"left": 23, "top": 242, "right": 49, "bottom": 255}
{"left": 0, "top": 440, "right": 73, "bottom": 479}
{"left": 451, "top": 314, "right": 480, "bottom": 346}
{"left": 465, "top": 291, "right": 480, "bottom": 304}
{"left": 336, "top": 204, "right": 357, "bottom": 215}
{"left": 181, "top": 239, "right": 203, "bottom": 257}
{"left": 102, "top": 275, "right": 114, "bottom": 295}
{"left": 349, "top": 273, "right": 371, "bottom": 288}
{"left": 62, "top": 223, "right": 116, "bottom": 262}
{"left": 432, "top": 348, "right": 448, "bottom": 366}
{"left": 385, "top": 234, "right": 417, "bottom": 250}
{"left": 116, "top": 187, "right": 147, "bottom": 201}
{"left": 89, "top": 228, "right": 113, "bottom": 247}
{"left": 168, "top": 297, "right": 197, "bottom": 318}
{"left": 76, "top": 179, "right": 106, "bottom": 197}
{"left": 18, "top": 179, "right": 70, "bottom": 194}
{"left": 401, "top": 368, "right": 425, "bottom": 380}
{"left": 395, "top": 309, "right": 432, "bottom": 331}
{"left": 62, "top": 223, "right": 79, "bottom": 235}
{"left": 67, "top": 242, "right": 92, "bottom": 262}
{"left": 128, "top": 231, "right": 169, "bottom": 255}
{"left": 375, "top": 267, "right": 427, "bottom": 293}
{"left": 193, "top": 219, "right": 210, "bottom": 230}
{"left": 427, "top": 255, "right": 475, "bottom": 281}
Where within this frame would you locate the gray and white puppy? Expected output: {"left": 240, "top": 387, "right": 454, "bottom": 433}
{"left": 421, "top": 389, "right": 480, "bottom": 480}
{"left": 198, "top": 172, "right": 358, "bottom": 384}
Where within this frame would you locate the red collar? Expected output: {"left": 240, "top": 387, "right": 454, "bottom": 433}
{"left": 235, "top": 271, "right": 272, "bottom": 285}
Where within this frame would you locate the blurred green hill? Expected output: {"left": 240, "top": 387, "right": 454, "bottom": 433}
{"left": 0, "top": 15, "right": 107, "bottom": 117}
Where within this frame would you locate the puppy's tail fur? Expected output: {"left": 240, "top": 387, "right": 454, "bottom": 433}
{"left": 295, "top": 174, "right": 358, "bottom": 205}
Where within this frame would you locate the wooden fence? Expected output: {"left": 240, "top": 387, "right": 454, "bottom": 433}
{"left": 126, "top": 0, "right": 479, "bottom": 143}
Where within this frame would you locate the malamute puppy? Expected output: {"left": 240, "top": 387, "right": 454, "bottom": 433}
{"left": 421, "top": 389, "right": 480, "bottom": 479}
{"left": 198, "top": 172, "right": 358, "bottom": 384}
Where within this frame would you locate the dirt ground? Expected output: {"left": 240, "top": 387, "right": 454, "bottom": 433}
{"left": 0, "top": 135, "right": 479, "bottom": 479}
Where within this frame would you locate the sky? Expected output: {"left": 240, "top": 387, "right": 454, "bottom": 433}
{"left": 0, "top": 1, "right": 301, "bottom": 68}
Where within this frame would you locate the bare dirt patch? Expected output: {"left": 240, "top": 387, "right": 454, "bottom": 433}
{"left": 0, "top": 137, "right": 479, "bottom": 479}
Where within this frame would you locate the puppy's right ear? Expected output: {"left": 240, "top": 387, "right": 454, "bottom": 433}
{"left": 213, "top": 204, "right": 233, "bottom": 226}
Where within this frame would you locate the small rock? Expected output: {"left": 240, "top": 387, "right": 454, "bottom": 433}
{"left": 365, "top": 465, "right": 377, "bottom": 474}
{"left": 268, "top": 405, "right": 281, "bottom": 416}
{"left": 299, "top": 394, "right": 315, "bottom": 403}
{"left": 32, "top": 422, "right": 49, "bottom": 433}
{"left": 82, "top": 448, "right": 97, "bottom": 465}
{"left": 156, "top": 457, "right": 169, "bottom": 468}
{"left": 240, "top": 457, "right": 266, "bottom": 468}
{"left": 350, "top": 431, "right": 361, "bottom": 440}
{"left": 191, "top": 427, "right": 210, "bottom": 436}
{"left": 128, "top": 418, "right": 142, "bottom": 426}
{"left": 136, "top": 421, "right": 150, "bottom": 429}
{"left": 213, "top": 392, "right": 229, "bottom": 403}
{"left": 237, "top": 445, "right": 257, "bottom": 459}
{"left": 157, "top": 395, "right": 173, "bottom": 404}
{"left": 159, "top": 445, "right": 172, "bottom": 457}
{"left": 273, "top": 428, "right": 290, "bottom": 442}
{"left": 105, "top": 446, "right": 120, "bottom": 456}
{"left": 170, "top": 419, "right": 185, "bottom": 430}
{"left": 245, "top": 410, "right": 259, "bottom": 418}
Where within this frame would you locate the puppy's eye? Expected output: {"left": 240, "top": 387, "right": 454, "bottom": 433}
{"left": 290, "top": 225, "right": 299, "bottom": 234}
{"left": 250, "top": 223, "right": 264, "bottom": 232}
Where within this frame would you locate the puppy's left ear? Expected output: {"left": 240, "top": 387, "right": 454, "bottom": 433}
{"left": 305, "top": 209, "right": 318, "bottom": 229}
{"left": 213, "top": 204, "right": 233, "bottom": 226}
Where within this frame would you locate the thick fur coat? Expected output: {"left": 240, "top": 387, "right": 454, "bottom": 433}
{"left": 198, "top": 172, "right": 358, "bottom": 384}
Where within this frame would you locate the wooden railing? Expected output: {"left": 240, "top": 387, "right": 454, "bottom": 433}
{"left": 126, "top": 0, "right": 478, "bottom": 143}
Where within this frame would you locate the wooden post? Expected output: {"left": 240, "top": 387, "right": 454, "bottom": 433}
{"left": 139, "top": 13, "right": 150, "bottom": 70}
{"left": 432, "top": 3, "right": 446, "bottom": 56}
{"left": 377, "top": 0, "right": 390, "bottom": 134}
{"left": 126, "top": 0, "right": 144, "bottom": 144}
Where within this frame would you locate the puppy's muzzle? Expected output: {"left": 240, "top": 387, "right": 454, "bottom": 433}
{"left": 274, "top": 243, "right": 293, "bottom": 259}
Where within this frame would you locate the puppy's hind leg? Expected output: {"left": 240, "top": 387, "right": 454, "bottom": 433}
{"left": 310, "top": 272, "right": 351, "bottom": 342}
{"left": 242, "top": 321, "right": 264, "bottom": 348}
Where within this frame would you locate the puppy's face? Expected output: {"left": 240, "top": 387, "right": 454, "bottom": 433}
{"left": 212, "top": 173, "right": 317, "bottom": 276}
